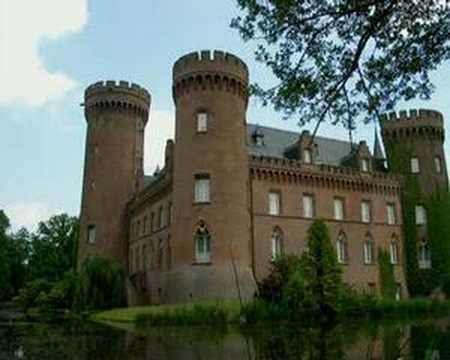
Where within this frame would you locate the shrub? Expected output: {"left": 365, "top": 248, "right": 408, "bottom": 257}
{"left": 16, "top": 278, "right": 52, "bottom": 311}
{"left": 257, "top": 254, "right": 303, "bottom": 304}
{"left": 75, "top": 256, "right": 126, "bottom": 311}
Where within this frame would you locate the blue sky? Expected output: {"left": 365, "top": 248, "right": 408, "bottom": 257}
{"left": 1, "top": 0, "right": 449, "bottom": 230}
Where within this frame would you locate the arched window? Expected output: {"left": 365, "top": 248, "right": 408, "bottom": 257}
{"left": 194, "top": 220, "right": 211, "bottom": 263}
{"left": 336, "top": 232, "right": 348, "bottom": 264}
{"left": 271, "top": 227, "right": 283, "bottom": 260}
{"left": 390, "top": 236, "right": 399, "bottom": 265}
{"left": 418, "top": 240, "right": 432, "bottom": 269}
{"left": 363, "top": 233, "right": 375, "bottom": 264}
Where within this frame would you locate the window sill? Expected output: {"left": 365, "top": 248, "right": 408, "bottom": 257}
{"left": 363, "top": 262, "right": 376, "bottom": 266}
{"left": 192, "top": 262, "right": 212, "bottom": 266}
{"left": 194, "top": 201, "right": 211, "bottom": 205}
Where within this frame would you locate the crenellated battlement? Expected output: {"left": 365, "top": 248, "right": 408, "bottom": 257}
{"left": 173, "top": 50, "right": 248, "bottom": 81}
{"left": 172, "top": 50, "right": 249, "bottom": 102}
{"left": 84, "top": 80, "right": 151, "bottom": 120}
{"left": 380, "top": 109, "right": 445, "bottom": 140}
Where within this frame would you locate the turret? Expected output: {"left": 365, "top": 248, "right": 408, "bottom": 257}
{"left": 78, "top": 80, "right": 151, "bottom": 268}
{"left": 381, "top": 109, "right": 448, "bottom": 195}
{"left": 168, "top": 50, "right": 256, "bottom": 302}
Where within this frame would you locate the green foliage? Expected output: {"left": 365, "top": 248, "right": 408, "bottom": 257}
{"left": 386, "top": 140, "right": 450, "bottom": 296}
{"left": 426, "top": 190, "right": 450, "bottom": 296}
{"left": 232, "top": 0, "right": 450, "bottom": 128}
{"left": 378, "top": 248, "right": 396, "bottom": 300}
{"left": 36, "top": 272, "right": 80, "bottom": 312}
{"left": 76, "top": 256, "right": 127, "bottom": 311}
{"left": 257, "top": 220, "right": 346, "bottom": 321}
{"left": 27, "top": 214, "right": 79, "bottom": 282}
{"left": 257, "top": 254, "right": 303, "bottom": 303}
{"left": 294, "top": 219, "right": 344, "bottom": 318}
{"left": 16, "top": 279, "right": 53, "bottom": 311}
{"left": 0, "top": 211, "right": 29, "bottom": 301}
{"left": 135, "top": 303, "right": 230, "bottom": 328}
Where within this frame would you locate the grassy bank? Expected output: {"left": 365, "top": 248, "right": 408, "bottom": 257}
{"left": 91, "top": 298, "right": 450, "bottom": 328}
{"left": 91, "top": 300, "right": 242, "bottom": 326}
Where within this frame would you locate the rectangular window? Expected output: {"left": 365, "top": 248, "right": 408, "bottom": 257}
{"left": 143, "top": 216, "right": 148, "bottom": 234}
{"left": 151, "top": 212, "right": 155, "bottom": 233}
{"left": 158, "top": 206, "right": 164, "bottom": 229}
{"left": 268, "top": 192, "right": 281, "bottom": 216}
{"left": 194, "top": 175, "right": 210, "bottom": 203}
{"left": 334, "top": 198, "right": 345, "bottom": 221}
{"left": 361, "top": 201, "right": 371, "bottom": 223}
{"left": 435, "top": 156, "right": 442, "bottom": 173}
{"left": 303, "top": 149, "right": 312, "bottom": 164}
{"left": 415, "top": 205, "right": 427, "bottom": 225}
{"left": 168, "top": 202, "right": 173, "bottom": 225}
{"left": 387, "top": 203, "right": 396, "bottom": 225}
{"left": 361, "top": 159, "right": 369, "bottom": 172}
{"left": 87, "top": 225, "right": 96, "bottom": 244}
{"left": 303, "top": 194, "right": 314, "bottom": 218}
{"left": 197, "top": 112, "right": 208, "bottom": 133}
{"left": 411, "top": 157, "right": 420, "bottom": 173}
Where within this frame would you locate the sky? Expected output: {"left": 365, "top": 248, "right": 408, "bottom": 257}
{"left": 1, "top": 0, "right": 449, "bottom": 231}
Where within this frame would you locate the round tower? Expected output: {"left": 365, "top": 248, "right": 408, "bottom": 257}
{"left": 78, "top": 80, "right": 151, "bottom": 268}
{"left": 168, "top": 50, "right": 256, "bottom": 302}
{"left": 381, "top": 109, "right": 448, "bottom": 195}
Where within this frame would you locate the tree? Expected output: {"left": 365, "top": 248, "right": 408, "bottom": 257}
{"left": 27, "top": 214, "right": 79, "bottom": 282}
{"left": 293, "top": 219, "right": 344, "bottom": 319}
{"left": 0, "top": 211, "right": 29, "bottom": 301}
{"left": 232, "top": 0, "right": 450, "bottom": 134}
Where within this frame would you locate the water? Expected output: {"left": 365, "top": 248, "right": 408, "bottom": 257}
{"left": 0, "top": 318, "right": 449, "bottom": 359}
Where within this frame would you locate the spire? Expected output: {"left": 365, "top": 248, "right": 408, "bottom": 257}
{"left": 373, "top": 128, "right": 385, "bottom": 160}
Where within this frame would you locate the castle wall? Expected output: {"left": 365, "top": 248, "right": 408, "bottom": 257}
{"left": 126, "top": 165, "right": 173, "bottom": 305}
{"left": 250, "top": 158, "right": 407, "bottom": 297}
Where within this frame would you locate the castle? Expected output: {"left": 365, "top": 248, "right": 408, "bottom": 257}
{"left": 77, "top": 50, "right": 448, "bottom": 305}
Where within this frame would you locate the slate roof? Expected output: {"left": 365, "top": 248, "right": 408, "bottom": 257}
{"left": 246, "top": 124, "right": 357, "bottom": 166}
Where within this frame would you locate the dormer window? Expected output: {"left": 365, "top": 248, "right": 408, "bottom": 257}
{"left": 361, "top": 159, "right": 369, "bottom": 172}
{"left": 197, "top": 112, "right": 208, "bottom": 133}
{"left": 252, "top": 128, "right": 265, "bottom": 146}
{"left": 304, "top": 149, "right": 312, "bottom": 164}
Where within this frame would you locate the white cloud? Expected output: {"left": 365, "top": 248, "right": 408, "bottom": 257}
{"left": 144, "top": 110, "right": 175, "bottom": 174}
{"left": 4, "top": 202, "right": 60, "bottom": 231}
{"left": 0, "top": 0, "right": 88, "bottom": 106}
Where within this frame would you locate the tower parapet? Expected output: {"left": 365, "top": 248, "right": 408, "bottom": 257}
{"left": 85, "top": 80, "right": 151, "bottom": 121}
{"left": 380, "top": 109, "right": 444, "bottom": 141}
{"left": 172, "top": 50, "right": 248, "bottom": 103}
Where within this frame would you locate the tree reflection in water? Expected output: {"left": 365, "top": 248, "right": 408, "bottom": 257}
{"left": 0, "top": 318, "right": 449, "bottom": 359}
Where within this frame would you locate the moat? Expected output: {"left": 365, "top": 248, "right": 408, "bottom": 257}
{"left": 1, "top": 318, "right": 449, "bottom": 359}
